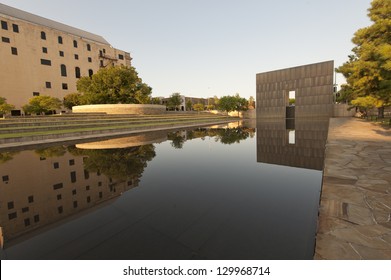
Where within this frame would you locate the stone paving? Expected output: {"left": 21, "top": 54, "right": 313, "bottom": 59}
{"left": 315, "top": 118, "right": 391, "bottom": 259}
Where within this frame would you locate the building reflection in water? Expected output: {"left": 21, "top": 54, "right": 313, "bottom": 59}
{"left": 0, "top": 140, "right": 157, "bottom": 244}
{"left": 256, "top": 118, "right": 329, "bottom": 170}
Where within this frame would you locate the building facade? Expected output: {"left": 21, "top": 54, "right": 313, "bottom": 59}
{"left": 256, "top": 61, "right": 334, "bottom": 119}
{"left": 0, "top": 3, "right": 131, "bottom": 114}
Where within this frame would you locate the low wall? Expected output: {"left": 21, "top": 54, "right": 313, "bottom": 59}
{"left": 72, "top": 104, "right": 166, "bottom": 115}
{"left": 333, "top": 104, "right": 355, "bottom": 117}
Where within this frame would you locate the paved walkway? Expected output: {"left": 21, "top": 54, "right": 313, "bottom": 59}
{"left": 315, "top": 118, "right": 391, "bottom": 259}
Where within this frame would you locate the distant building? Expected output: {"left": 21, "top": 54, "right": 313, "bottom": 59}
{"left": 159, "top": 95, "right": 212, "bottom": 111}
{"left": 0, "top": 3, "right": 131, "bottom": 114}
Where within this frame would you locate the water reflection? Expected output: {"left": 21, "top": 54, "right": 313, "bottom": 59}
{"left": 256, "top": 118, "right": 329, "bottom": 170}
{"left": 0, "top": 124, "right": 254, "bottom": 245}
{"left": 0, "top": 120, "right": 325, "bottom": 260}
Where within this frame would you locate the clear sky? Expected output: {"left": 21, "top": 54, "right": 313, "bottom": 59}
{"left": 1, "top": 0, "right": 372, "bottom": 99}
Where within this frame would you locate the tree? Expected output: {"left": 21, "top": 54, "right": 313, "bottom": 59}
{"left": 0, "top": 97, "right": 15, "bottom": 116}
{"left": 167, "top": 93, "right": 182, "bottom": 111}
{"left": 22, "top": 95, "right": 62, "bottom": 115}
{"left": 63, "top": 92, "right": 84, "bottom": 109}
{"left": 336, "top": 84, "right": 356, "bottom": 104}
{"left": 233, "top": 93, "right": 249, "bottom": 116}
{"left": 193, "top": 103, "right": 204, "bottom": 113}
{"left": 337, "top": 0, "right": 391, "bottom": 118}
{"left": 186, "top": 99, "right": 193, "bottom": 111}
{"left": 218, "top": 95, "right": 237, "bottom": 115}
{"left": 76, "top": 65, "right": 152, "bottom": 104}
{"left": 350, "top": 95, "right": 380, "bottom": 116}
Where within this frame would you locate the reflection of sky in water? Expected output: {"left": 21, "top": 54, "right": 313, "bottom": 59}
{"left": 1, "top": 126, "right": 323, "bottom": 260}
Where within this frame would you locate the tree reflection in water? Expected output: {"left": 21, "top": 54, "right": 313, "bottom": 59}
{"left": 167, "top": 126, "right": 255, "bottom": 149}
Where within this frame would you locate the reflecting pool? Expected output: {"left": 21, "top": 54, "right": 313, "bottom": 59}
{"left": 0, "top": 119, "right": 329, "bottom": 259}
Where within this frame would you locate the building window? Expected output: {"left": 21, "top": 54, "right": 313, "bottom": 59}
{"left": 12, "top": 24, "right": 19, "bottom": 33}
{"left": 41, "top": 31, "right": 46, "bottom": 40}
{"left": 75, "top": 67, "right": 81, "bottom": 78}
{"left": 33, "top": 92, "right": 40, "bottom": 96}
{"left": 8, "top": 212, "right": 17, "bottom": 220}
{"left": 28, "top": 195, "right": 34, "bottom": 203}
{"left": 45, "top": 81, "right": 52, "bottom": 88}
{"left": 22, "top": 207, "right": 29, "bottom": 213}
{"left": 1, "top": 20, "right": 8, "bottom": 30}
{"left": 58, "top": 36, "right": 63, "bottom": 44}
{"left": 100, "top": 60, "right": 104, "bottom": 67}
{"left": 74, "top": 54, "right": 79, "bottom": 60}
{"left": 70, "top": 171, "right": 76, "bottom": 183}
{"left": 24, "top": 218, "right": 31, "bottom": 227}
{"left": 42, "top": 47, "right": 48, "bottom": 53}
{"left": 2, "top": 37, "right": 10, "bottom": 43}
{"left": 103, "top": 48, "right": 106, "bottom": 54}
{"left": 41, "top": 59, "right": 51, "bottom": 66}
{"left": 99, "top": 192, "right": 102, "bottom": 198}
{"left": 98, "top": 181, "right": 102, "bottom": 187}
{"left": 53, "top": 183, "right": 63, "bottom": 190}
{"left": 2, "top": 175, "right": 9, "bottom": 182}
{"left": 59, "top": 50, "right": 64, "bottom": 57}
{"left": 87, "top": 196, "right": 91, "bottom": 203}
{"left": 84, "top": 170, "right": 89, "bottom": 179}
{"left": 118, "top": 54, "right": 124, "bottom": 60}
{"left": 72, "top": 189, "right": 77, "bottom": 195}
{"left": 34, "top": 215, "right": 40, "bottom": 223}
{"left": 57, "top": 194, "right": 62, "bottom": 200}
{"left": 73, "top": 40, "right": 78, "bottom": 48}
{"left": 58, "top": 206, "right": 63, "bottom": 214}
{"left": 88, "top": 57, "right": 92, "bottom": 63}
{"left": 73, "top": 201, "right": 78, "bottom": 208}
{"left": 88, "top": 69, "right": 93, "bottom": 77}
{"left": 87, "top": 44, "right": 91, "bottom": 51}
{"left": 11, "top": 47, "right": 18, "bottom": 55}
{"left": 62, "top": 83, "right": 68, "bottom": 90}
{"left": 7, "top": 201, "right": 14, "bottom": 210}
{"left": 53, "top": 162, "right": 59, "bottom": 169}
{"left": 69, "top": 159, "right": 75, "bottom": 165}
{"left": 86, "top": 185, "right": 90, "bottom": 191}
{"left": 60, "top": 64, "right": 67, "bottom": 76}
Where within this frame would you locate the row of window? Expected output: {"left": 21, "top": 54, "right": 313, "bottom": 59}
{"left": 1, "top": 20, "right": 19, "bottom": 32}
{"left": 2, "top": 20, "right": 126, "bottom": 61}
{"left": 40, "top": 31, "right": 91, "bottom": 51}
{"left": 40, "top": 61, "right": 93, "bottom": 78}
{"left": 3, "top": 38, "right": 124, "bottom": 63}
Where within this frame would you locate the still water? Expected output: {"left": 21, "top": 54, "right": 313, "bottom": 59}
{"left": 0, "top": 119, "right": 329, "bottom": 259}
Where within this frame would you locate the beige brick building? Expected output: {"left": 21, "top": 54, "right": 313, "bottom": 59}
{"left": 0, "top": 3, "right": 131, "bottom": 114}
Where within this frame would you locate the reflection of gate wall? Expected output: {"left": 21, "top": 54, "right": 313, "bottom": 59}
{"left": 256, "top": 119, "right": 329, "bottom": 170}
{"left": 256, "top": 61, "right": 334, "bottom": 118}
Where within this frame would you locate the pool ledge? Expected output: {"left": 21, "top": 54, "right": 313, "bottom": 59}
{"left": 315, "top": 117, "right": 391, "bottom": 259}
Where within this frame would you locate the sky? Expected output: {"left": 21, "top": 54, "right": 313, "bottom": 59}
{"left": 1, "top": 0, "right": 372, "bottom": 99}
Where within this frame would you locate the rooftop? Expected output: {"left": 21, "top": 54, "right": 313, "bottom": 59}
{"left": 0, "top": 3, "right": 110, "bottom": 45}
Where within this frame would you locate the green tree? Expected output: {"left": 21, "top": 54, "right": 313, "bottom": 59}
{"left": 351, "top": 95, "right": 382, "bottom": 116}
{"left": 167, "top": 93, "right": 182, "bottom": 111}
{"left": 193, "top": 103, "right": 204, "bottom": 113}
{"left": 337, "top": 0, "right": 391, "bottom": 118}
{"left": 63, "top": 92, "right": 84, "bottom": 109}
{"left": 233, "top": 93, "right": 249, "bottom": 116}
{"left": 0, "top": 97, "right": 15, "bottom": 116}
{"left": 336, "top": 84, "right": 356, "bottom": 104}
{"left": 22, "top": 95, "right": 62, "bottom": 115}
{"left": 186, "top": 99, "right": 193, "bottom": 111}
{"left": 77, "top": 65, "right": 152, "bottom": 104}
{"left": 218, "top": 95, "right": 237, "bottom": 115}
